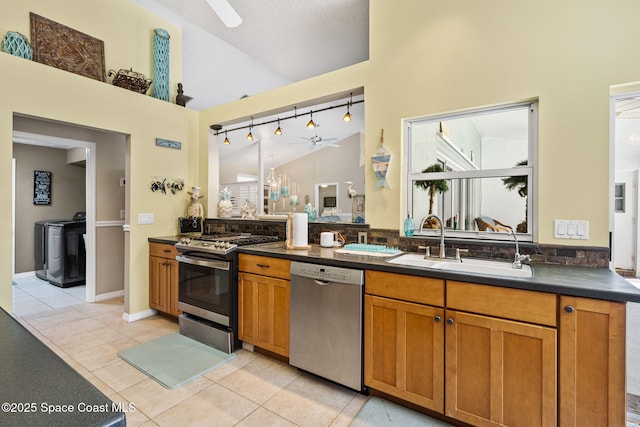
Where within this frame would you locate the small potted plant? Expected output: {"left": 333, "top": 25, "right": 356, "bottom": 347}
{"left": 414, "top": 163, "right": 449, "bottom": 228}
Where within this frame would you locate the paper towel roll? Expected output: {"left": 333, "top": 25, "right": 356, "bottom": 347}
{"left": 293, "top": 213, "right": 308, "bottom": 247}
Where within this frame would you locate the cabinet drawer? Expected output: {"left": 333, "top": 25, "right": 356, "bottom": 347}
{"left": 149, "top": 242, "right": 178, "bottom": 259}
{"left": 365, "top": 270, "right": 444, "bottom": 306}
{"left": 239, "top": 254, "right": 291, "bottom": 280}
{"left": 447, "top": 281, "right": 557, "bottom": 327}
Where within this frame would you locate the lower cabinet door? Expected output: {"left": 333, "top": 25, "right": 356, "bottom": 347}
{"left": 364, "top": 294, "right": 445, "bottom": 412}
{"left": 559, "top": 296, "right": 626, "bottom": 427}
{"left": 238, "top": 272, "right": 290, "bottom": 357}
{"left": 445, "top": 310, "right": 557, "bottom": 427}
{"left": 149, "top": 255, "right": 169, "bottom": 313}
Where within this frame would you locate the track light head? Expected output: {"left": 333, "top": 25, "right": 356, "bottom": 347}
{"left": 343, "top": 108, "right": 352, "bottom": 122}
{"left": 306, "top": 112, "right": 316, "bottom": 129}
{"left": 274, "top": 119, "right": 283, "bottom": 135}
{"left": 246, "top": 130, "right": 253, "bottom": 141}
{"left": 224, "top": 130, "right": 230, "bottom": 144}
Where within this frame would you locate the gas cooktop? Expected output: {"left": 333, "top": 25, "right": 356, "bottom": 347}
{"left": 175, "top": 233, "right": 280, "bottom": 255}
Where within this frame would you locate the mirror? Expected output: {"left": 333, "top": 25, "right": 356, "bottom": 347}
{"left": 217, "top": 94, "right": 365, "bottom": 222}
{"left": 315, "top": 183, "right": 345, "bottom": 221}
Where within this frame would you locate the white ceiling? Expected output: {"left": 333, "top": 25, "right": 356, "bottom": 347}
{"left": 129, "top": 1, "right": 639, "bottom": 164}
{"left": 130, "top": 0, "right": 369, "bottom": 110}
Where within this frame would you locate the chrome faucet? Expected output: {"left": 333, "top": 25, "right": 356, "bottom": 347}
{"left": 419, "top": 214, "right": 446, "bottom": 259}
{"left": 508, "top": 228, "right": 530, "bottom": 269}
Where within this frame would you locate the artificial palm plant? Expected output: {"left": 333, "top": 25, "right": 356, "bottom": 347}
{"left": 501, "top": 160, "right": 528, "bottom": 232}
{"left": 415, "top": 163, "right": 449, "bottom": 228}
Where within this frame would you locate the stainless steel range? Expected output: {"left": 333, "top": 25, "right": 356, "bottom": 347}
{"left": 175, "top": 233, "right": 280, "bottom": 353}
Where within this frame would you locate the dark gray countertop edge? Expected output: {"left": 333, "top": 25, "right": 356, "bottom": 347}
{"left": 237, "top": 243, "right": 640, "bottom": 303}
{"left": 148, "top": 236, "right": 640, "bottom": 303}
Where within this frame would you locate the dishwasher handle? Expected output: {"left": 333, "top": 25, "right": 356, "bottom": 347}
{"left": 314, "top": 279, "right": 332, "bottom": 286}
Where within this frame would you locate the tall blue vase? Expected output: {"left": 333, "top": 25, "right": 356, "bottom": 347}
{"left": 153, "top": 28, "right": 170, "bottom": 102}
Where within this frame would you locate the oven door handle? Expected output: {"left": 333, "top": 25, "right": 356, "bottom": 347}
{"left": 176, "top": 255, "right": 230, "bottom": 270}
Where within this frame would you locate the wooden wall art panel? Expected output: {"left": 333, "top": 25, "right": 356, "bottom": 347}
{"left": 30, "top": 12, "right": 105, "bottom": 82}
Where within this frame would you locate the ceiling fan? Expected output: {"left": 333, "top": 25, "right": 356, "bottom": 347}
{"left": 299, "top": 134, "right": 340, "bottom": 148}
{"left": 206, "top": 0, "right": 243, "bottom": 28}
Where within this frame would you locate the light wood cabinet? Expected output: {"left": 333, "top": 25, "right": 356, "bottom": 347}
{"left": 445, "top": 310, "right": 557, "bottom": 426}
{"left": 364, "top": 294, "right": 444, "bottom": 412}
{"left": 364, "top": 271, "right": 445, "bottom": 411}
{"left": 149, "top": 242, "right": 181, "bottom": 317}
{"left": 238, "top": 254, "right": 291, "bottom": 357}
{"left": 559, "top": 296, "right": 626, "bottom": 427}
{"left": 365, "top": 272, "right": 626, "bottom": 427}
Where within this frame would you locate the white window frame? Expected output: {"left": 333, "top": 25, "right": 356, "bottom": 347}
{"left": 404, "top": 101, "right": 538, "bottom": 242}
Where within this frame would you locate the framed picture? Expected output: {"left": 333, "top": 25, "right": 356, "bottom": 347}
{"left": 34, "top": 170, "right": 52, "bottom": 205}
{"left": 30, "top": 12, "right": 106, "bottom": 82}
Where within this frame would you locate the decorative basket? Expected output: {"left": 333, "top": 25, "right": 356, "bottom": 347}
{"left": 108, "top": 68, "right": 152, "bottom": 94}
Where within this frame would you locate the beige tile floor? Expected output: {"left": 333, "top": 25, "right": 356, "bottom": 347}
{"left": 10, "top": 274, "right": 368, "bottom": 427}
{"left": 11, "top": 274, "right": 640, "bottom": 426}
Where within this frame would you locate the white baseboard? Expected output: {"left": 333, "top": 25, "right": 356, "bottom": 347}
{"left": 13, "top": 271, "right": 36, "bottom": 279}
{"left": 122, "top": 308, "right": 157, "bottom": 323}
{"left": 95, "top": 290, "right": 124, "bottom": 301}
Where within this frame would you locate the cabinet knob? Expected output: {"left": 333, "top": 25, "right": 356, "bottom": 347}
{"left": 434, "top": 316, "right": 441, "bottom": 323}
{"left": 447, "top": 318, "right": 454, "bottom": 325}
{"left": 564, "top": 305, "right": 575, "bottom": 313}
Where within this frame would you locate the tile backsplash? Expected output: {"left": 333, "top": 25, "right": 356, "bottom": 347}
{"left": 203, "top": 218, "right": 609, "bottom": 267}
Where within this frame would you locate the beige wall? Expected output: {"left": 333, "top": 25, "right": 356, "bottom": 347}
{"left": 3, "top": 0, "right": 638, "bottom": 313}
{"left": 201, "top": 0, "right": 640, "bottom": 249}
{"left": 13, "top": 144, "right": 86, "bottom": 273}
{"left": 0, "top": 0, "right": 200, "bottom": 313}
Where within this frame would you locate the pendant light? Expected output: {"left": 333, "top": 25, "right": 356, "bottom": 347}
{"left": 224, "top": 130, "right": 230, "bottom": 144}
{"left": 274, "top": 118, "right": 283, "bottom": 135}
{"left": 246, "top": 117, "right": 254, "bottom": 140}
{"left": 343, "top": 93, "right": 353, "bottom": 122}
{"left": 306, "top": 111, "right": 316, "bottom": 129}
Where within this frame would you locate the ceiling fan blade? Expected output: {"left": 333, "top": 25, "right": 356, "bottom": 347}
{"left": 206, "top": 0, "right": 243, "bottom": 28}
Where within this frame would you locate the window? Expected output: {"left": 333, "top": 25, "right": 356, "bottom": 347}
{"left": 615, "top": 183, "right": 625, "bottom": 213}
{"left": 405, "top": 101, "right": 537, "bottom": 241}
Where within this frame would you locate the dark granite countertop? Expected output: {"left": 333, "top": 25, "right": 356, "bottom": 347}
{"left": 148, "top": 236, "right": 640, "bottom": 303}
{"left": 238, "top": 242, "right": 640, "bottom": 303}
{"left": 148, "top": 235, "right": 185, "bottom": 245}
{"left": 0, "top": 308, "right": 125, "bottom": 427}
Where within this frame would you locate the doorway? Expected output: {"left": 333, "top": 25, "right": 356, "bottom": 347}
{"left": 612, "top": 92, "right": 640, "bottom": 276}
{"left": 11, "top": 116, "right": 128, "bottom": 310}
{"left": 12, "top": 131, "right": 96, "bottom": 302}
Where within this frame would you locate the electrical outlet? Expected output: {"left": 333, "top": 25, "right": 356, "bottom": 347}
{"left": 358, "top": 232, "right": 367, "bottom": 244}
{"left": 138, "top": 213, "right": 154, "bottom": 224}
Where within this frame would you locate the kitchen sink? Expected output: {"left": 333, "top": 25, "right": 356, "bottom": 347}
{"left": 386, "top": 254, "right": 533, "bottom": 278}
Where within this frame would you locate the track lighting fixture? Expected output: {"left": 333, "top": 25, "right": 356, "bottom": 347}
{"left": 212, "top": 97, "right": 363, "bottom": 139}
{"left": 306, "top": 111, "right": 316, "bottom": 129}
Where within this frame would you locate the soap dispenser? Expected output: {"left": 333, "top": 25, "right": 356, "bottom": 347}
{"left": 404, "top": 213, "right": 415, "bottom": 237}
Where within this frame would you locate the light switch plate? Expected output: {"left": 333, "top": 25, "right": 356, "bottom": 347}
{"left": 138, "top": 213, "right": 154, "bottom": 224}
{"left": 554, "top": 220, "right": 588, "bottom": 240}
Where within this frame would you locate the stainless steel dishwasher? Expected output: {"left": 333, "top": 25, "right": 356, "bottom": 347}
{"left": 289, "top": 261, "right": 364, "bottom": 391}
